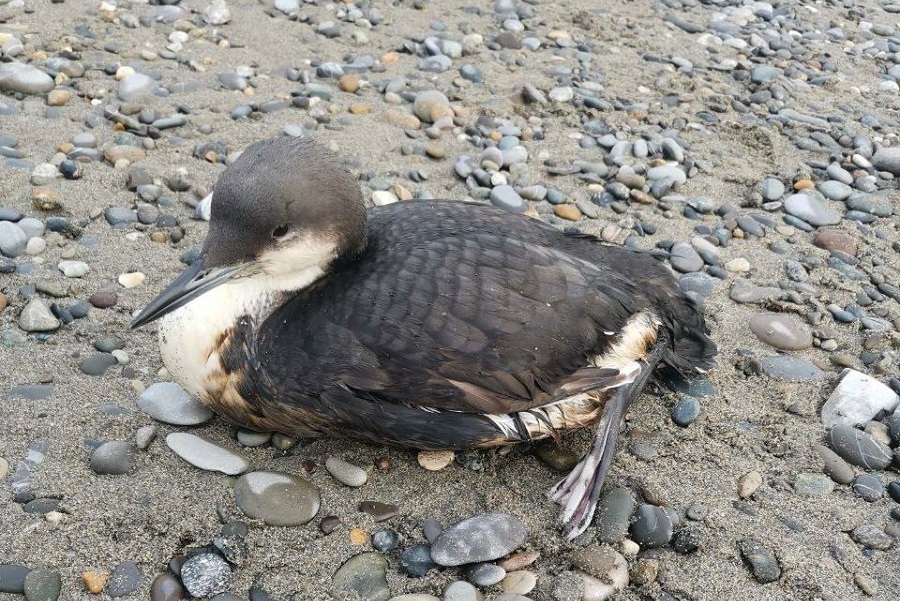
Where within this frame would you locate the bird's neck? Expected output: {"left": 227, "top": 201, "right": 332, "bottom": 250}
{"left": 157, "top": 265, "right": 326, "bottom": 401}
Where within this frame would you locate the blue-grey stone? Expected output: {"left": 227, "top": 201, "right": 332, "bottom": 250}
{"left": 489, "top": 185, "right": 526, "bottom": 213}
{"left": 629, "top": 504, "right": 673, "bottom": 548}
{"left": 827, "top": 425, "right": 892, "bottom": 470}
{"left": 760, "top": 356, "right": 823, "bottom": 380}
{"left": 431, "top": 513, "right": 526, "bottom": 566}
{"left": 398, "top": 543, "right": 437, "bottom": 577}
{"left": 672, "top": 396, "right": 701, "bottom": 426}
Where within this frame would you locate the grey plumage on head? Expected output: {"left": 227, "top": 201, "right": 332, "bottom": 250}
{"left": 203, "top": 136, "right": 368, "bottom": 267}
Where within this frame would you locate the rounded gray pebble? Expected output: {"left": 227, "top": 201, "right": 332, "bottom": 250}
{"left": 107, "top": 561, "right": 141, "bottom": 597}
{"left": 22, "top": 569, "right": 61, "bottom": 601}
{"left": 629, "top": 504, "right": 673, "bottom": 548}
{"left": 90, "top": 441, "right": 135, "bottom": 475}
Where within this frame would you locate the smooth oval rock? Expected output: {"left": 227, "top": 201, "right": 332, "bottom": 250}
{"left": 333, "top": 553, "right": 389, "bottom": 601}
{"left": 749, "top": 313, "right": 812, "bottom": 351}
{"left": 739, "top": 539, "right": 781, "bottom": 583}
{"left": 0, "top": 63, "right": 54, "bottom": 94}
{"left": 325, "top": 457, "right": 367, "bottom": 487}
{"left": 22, "top": 569, "right": 61, "bottom": 601}
{"left": 629, "top": 504, "right": 673, "bottom": 548}
{"left": 827, "top": 425, "right": 892, "bottom": 470}
{"left": 234, "top": 471, "right": 320, "bottom": 526}
{"left": 166, "top": 433, "right": 249, "bottom": 475}
{"left": 18, "top": 298, "right": 60, "bottom": 332}
{"left": 138, "top": 382, "right": 213, "bottom": 425}
{"left": 118, "top": 73, "right": 158, "bottom": 101}
{"left": 594, "top": 487, "right": 635, "bottom": 544}
{"left": 107, "top": 561, "right": 140, "bottom": 597}
{"left": 431, "top": 513, "right": 526, "bottom": 567}
{"left": 90, "top": 441, "right": 135, "bottom": 475}
{"left": 783, "top": 193, "right": 841, "bottom": 226}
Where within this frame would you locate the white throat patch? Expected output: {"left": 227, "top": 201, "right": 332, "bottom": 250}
{"left": 157, "top": 235, "right": 336, "bottom": 400}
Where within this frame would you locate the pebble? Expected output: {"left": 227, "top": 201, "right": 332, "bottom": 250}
{"left": 0, "top": 63, "right": 55, "bottom": 94}
{"left": 165, "top": 433, "right": 249, "bottom": 475}
{"left": 815, "top": 445, "right": 854, "bottom": 485}
{"left": 418, "top": 450, "right": 454, "bottom": 471}
{"left": 760, "top": 356, "right": 823, "bottom": 381}
{"left": 672, "top": 396, "right": 701, "bottom": 426}
{"left": 739, "top": 539, "right": 781, "bottom": 583}
{"left": 850, "top": 525, "right": 894, "bottom": 551}
{"left": 399, "top": 544, "right": 437, "bottom": 577}
{"left": 325, "top": 457, "right": 368, "bottom": 487}
{"left": 118, "top": 272, "right": 145, "bottom": 288}
{"left": 443, "top": 581, "right": 480, "bottom": 601}
{"left": 794, "top": 472, "right": 834, "bottom": 496}
{"left": 748, "top": 313, "right": 812, "bottom": 351}
{"left": 595, "top": 487, "right": 635, "bottom": 543}
{"left": 18, "top": 299, "right": 60, "bottom": 332}
{"left": 629, "top": 504, "right": 673, "bottom": 548}
{"left": 107, "top": 562, "right": 140, "bottom": 597}
{"left": 234, "top": 471, "right": 320, "bottom": 526}
{"left": 821, "top": 369, "right": 899, "bottom": 428}
{"left": 502, "top": 571, "right": 536, "bottom": 595}
{"left": 150, "top": 574, "right": 185, "bottom": 601}
{"left": 827, "top": 425, "right": 892, "bottom": 470}
{"left": 489, "top": 185, "right": 526, "bottom": 213}
{"left": 413, "top": 90, "right": 451, "bottom": 123}
{"left": 669, "top": 242, "right": 704, "bottom": 273}
{"left": 0, "top": 565, "right": 30, "bottom": 594}
{"left": 464, "top": 562, "right": 506, "bottom": 587}
{"left": 138, "top": 382, "right": 213, "bottom": 425}
{"left": 0, "top": 221, "right": 27, "bottom": 257}
{"left": 333, "top": 553, "right": 390, "bottom": 601}
{"left": 431, "top": 513, "right": 526, "bottom": 566}
{"left": 871, "top": 147, "right": 900, "bottom": 175}
{"left": 371, "top": 530, "right": 399, "bottom": 552}
{"left": 180, "top": 554, "right": 231, "bottom": 598}
{"left": 578, "top": 550, "right": 628, "bottom": 600}
{"left": 738, "top": 470, "right": 762, "bottom": 499}
{"left": 359, "top": 501, "right": 400, "bottom": 521}
{"left": 81, "top": 571, "right": 108, "bottom": 594}
{"left": 118, "top": 73, "right": 158, "bottom": 101}
{"left": 783, "top": 193, "right": 842, "bottom": 227}
{"left": 22, "top": 569, "right": 61, "bottom": 601}
{"left": 80, "top": 353, "right": 118, "bottom": 376}
{"left": 90, "top": 441, "right": 135, "bottom": 475}
{"left": 852, "top": 474, "right": 884, "bottom": 502}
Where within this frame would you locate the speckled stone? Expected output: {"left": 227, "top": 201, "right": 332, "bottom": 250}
{"left": 180, "top": 554, "right": 231, "bottom": 598}
{"left": 325, "top": 457, "right": 367, "bottom": 487}
{"left": 431, "top": 513, "right": 526, "bottom": 567}
{"left": 22, "top": 569, "right": 61, "bottom": 601}
{"left": 107, "top": 561, "right": 141, "bottom": 597}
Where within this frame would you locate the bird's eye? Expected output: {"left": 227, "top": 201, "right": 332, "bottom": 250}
{"left": 272, "top": 224, "right": 290, "bottom": 238}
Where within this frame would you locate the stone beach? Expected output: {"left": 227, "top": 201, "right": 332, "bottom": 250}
{"left": 0, "top": 0, "right": 899, "bottom": 599}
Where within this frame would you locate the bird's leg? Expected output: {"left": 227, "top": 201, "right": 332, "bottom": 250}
{"left": 548, "top": 384, "right": 632, "bottom": 540}
{"left": 549, "top": 332, "right": 669, "bottom": 540}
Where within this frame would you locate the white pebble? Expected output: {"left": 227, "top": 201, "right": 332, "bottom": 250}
{"left": 118, "top": 272, "right": 146, "bottom": 288}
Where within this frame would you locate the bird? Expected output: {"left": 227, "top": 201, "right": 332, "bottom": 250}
{"left": 131, "top": 135, "right": 716, "bottom": 539}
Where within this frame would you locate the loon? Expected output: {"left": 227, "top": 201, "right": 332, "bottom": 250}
{"left": 131, "top": 136, "right": 716, "bottom": 539}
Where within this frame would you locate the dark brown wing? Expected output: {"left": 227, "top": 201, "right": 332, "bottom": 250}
{"left": 254, "top": 201, "right": 643, "bottom": 415}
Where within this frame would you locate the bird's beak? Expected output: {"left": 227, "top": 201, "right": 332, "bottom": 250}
{"left": 130, "top": 256, "right": 246, "bottom": 329}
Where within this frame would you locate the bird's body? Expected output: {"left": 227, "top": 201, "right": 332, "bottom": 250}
{"left": 135, "top": 136, "right": 716, "bottom": 538}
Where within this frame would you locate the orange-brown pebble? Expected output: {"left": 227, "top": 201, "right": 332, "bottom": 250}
{"left": 57, "top": 142, "right": 74, "bottom": 154}
{"left": 82, "top": 571, "right": 109, "bottom": 594}
{"left": 554, "top": 204, "right": 582, "bottom": 221}
{"left": 375, "top": 456, "right": 390, "bottom": 470}
{"left": 381, "top": 52, "right": 400, "bottom": 64}
{"left": 338, "top": 73, "right": 360, "bottom": 93}
{"left": 793, "top": 179, "right": 814, "bottom": 190}
{"left": 0, "top": 292, "right": 7, "bottom": 313}
{"left": 348, "top": 103, "right": 371, "bottom": 115}
{"left": 498, "top": 551, "right": 540, "bottom": 571}
{"left": 349, "top": 528, "right": 368, "bottom": 545}
{"left": 630, "top": 190, "right": 655, "bottom": 205}
{"left": 150, "top": 231, "right": 167, "bottom": 243}
{"left": 383, "top": 110, "right": 420, "bottom": 130}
